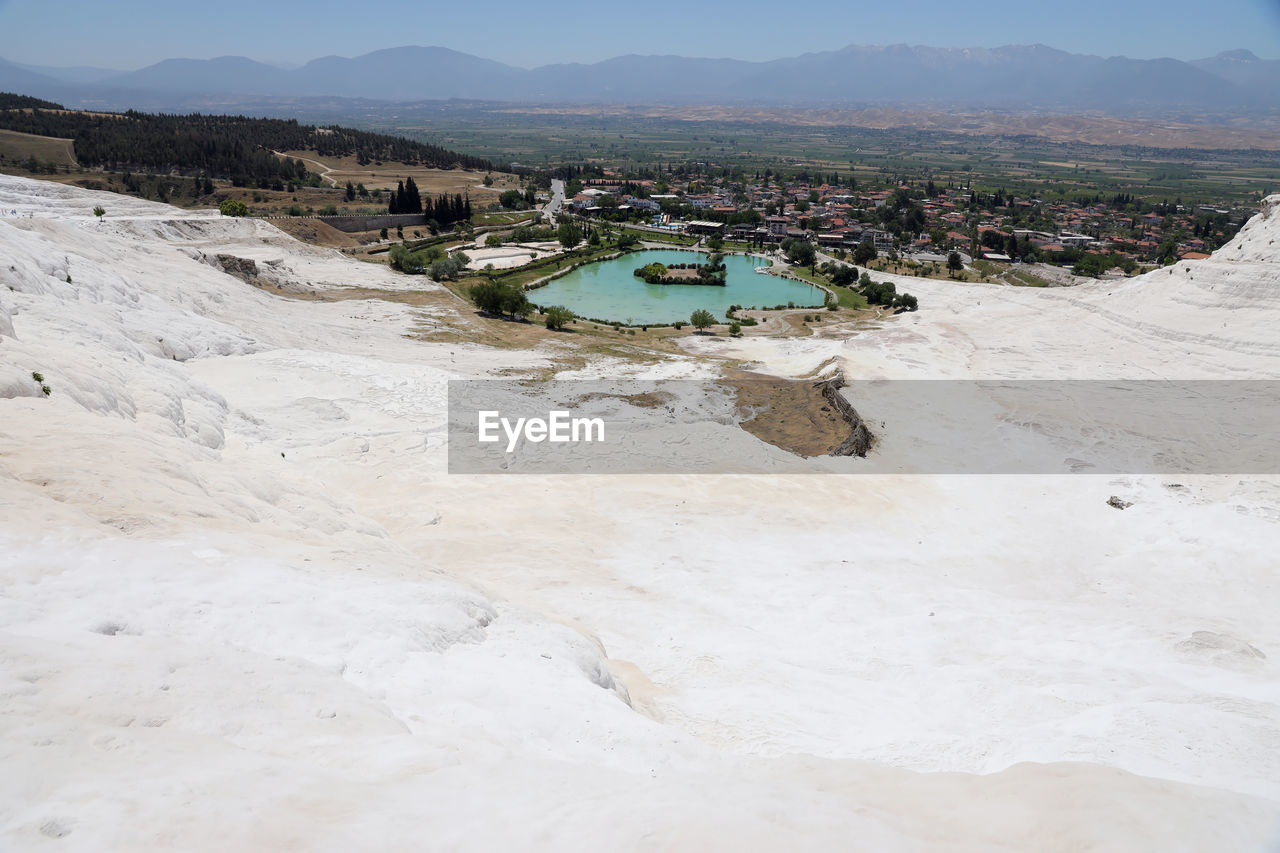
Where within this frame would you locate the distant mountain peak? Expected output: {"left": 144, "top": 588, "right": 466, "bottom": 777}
{"left": 0, "top": 43, "right": 1274, "bottom": 113}
{"left": 1214, "top": 49, "right": 1262, "bottom": 62}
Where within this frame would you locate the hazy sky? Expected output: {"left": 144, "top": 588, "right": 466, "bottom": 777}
{"left": 1, "top": 0, "right": 1278, "bottom": 69}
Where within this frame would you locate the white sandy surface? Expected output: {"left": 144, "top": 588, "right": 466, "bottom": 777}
{"left": 3, "top": 174, "right": 1280, "bottom": 850}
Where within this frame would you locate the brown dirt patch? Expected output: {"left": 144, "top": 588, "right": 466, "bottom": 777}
{"left": 269, "top": 218, "right": 363, "bottom": 248}
{"left": 276, "top": 152, "right": 523, "bottom": 195}
{"left": 725, "top": 369, "right": 862, "bottom": 458}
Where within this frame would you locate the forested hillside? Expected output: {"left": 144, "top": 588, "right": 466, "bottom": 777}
{"left": 0, "top": 92, "right": 64, "bottom": 110}
{"left": 0, "top": 106, "right": 495, "bottom": 185}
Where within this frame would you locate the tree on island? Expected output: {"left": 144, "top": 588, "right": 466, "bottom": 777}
{"left": 690, "top": 308, "right": 716, "bottom": 333}
{"left": 635, "top": 262, "right": 669, "bottom": 283}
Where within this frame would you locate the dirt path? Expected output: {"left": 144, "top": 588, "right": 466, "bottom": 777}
{"left": 275, "top": 151, "right": 339, "bottom": 187}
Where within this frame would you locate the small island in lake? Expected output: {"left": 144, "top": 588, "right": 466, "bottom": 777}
{"left": 634, "top": 253, "right": 728, "bottom": 286}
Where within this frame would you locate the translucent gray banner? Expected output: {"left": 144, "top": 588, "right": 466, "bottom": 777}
{"left": 447, "top": 380, "right": 1280, "bottom": 475}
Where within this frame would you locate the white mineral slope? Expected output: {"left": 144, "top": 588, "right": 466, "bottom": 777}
{"left": 690, "top": 196, "right": 1280, "bottom": 380}
{"left": 2, "top": 173, "right": 1279, "bottom": 851}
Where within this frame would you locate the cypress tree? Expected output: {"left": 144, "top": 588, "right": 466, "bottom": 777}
{"left": 404, "top": 176, "right": 422, "bottom": 213}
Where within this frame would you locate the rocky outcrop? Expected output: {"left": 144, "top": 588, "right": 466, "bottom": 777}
{"left": 818, "top": 375, "right": 874, "bottom": 457}
{"left": 210, "top": 253, "right": 260, "bottom": 284}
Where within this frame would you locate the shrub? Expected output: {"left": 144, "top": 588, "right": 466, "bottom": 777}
{"left": 485, "top": 234, "right": 504, "bottom": 247}
{"left": 470, "top": 281, "right": 532, "bottom": 319}
{"left": 830, "top": 265, "right": 857, "bottom": 287}
{"left": 544, "top": 305, "right": 575, "bottom": 330}
{"left": 389, "top": 243, "right": 427, "bottom": 274}
{"left": 729, "top": 321, "right": 742, "bottom": 336}
{"left": 428, "top": 258, "right": 461, "bottom": 280}
{"left": 634, "top": 262, "right": 669, "bottom": 283}
{"left": 218, "top": 199, "right": 248, "bottom": 217}
{"left": 862, "top": 279, "right": 897, "bottom": 306}
{"left": 893, "top": 293, "right": 919, "bottom": 312}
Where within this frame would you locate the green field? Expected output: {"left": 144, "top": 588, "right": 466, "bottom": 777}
{"left": 787, "top": 266, "right": 869, "bottom": 310}
{"left": 0, "top": 128, "right": 77, "bottom": 168}
{"left": 473, "top": 210, "right": 536, "bottom": 226}
{"left": 619, "top": 226, "right": 697, "bottom": 246}
{"left": 321, "top": 104, "right": 1280, "bottom": 208}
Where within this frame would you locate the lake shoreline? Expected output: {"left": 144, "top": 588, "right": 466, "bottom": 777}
{"left": 528, "top": 247, "right": 825, "bottom": 325}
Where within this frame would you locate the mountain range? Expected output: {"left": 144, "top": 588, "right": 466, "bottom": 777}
{"left": 3, "top": 44, "right": 1279, "bottom": 114}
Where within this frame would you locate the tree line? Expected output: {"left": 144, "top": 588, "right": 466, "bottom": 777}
{"left": 387, "top": 177, "right": 472, "bottom": 227}
{"left": 0, "top": 92, "right": 63, "bottom": 110}
{"left": 0, "top": 106, "right": 495, "bottom": 186}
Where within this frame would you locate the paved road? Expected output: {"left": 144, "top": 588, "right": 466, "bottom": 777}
{"left": 544, "top": 179, "right": 565, "bottom": 225}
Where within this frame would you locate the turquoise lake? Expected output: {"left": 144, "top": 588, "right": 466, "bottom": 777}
{"left": 528, "top": 249, "right": 826, "bottom": 324}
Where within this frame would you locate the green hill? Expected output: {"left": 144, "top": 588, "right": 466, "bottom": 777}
{"left": 0, "top": 101, "right": 497, "bottom": 187}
